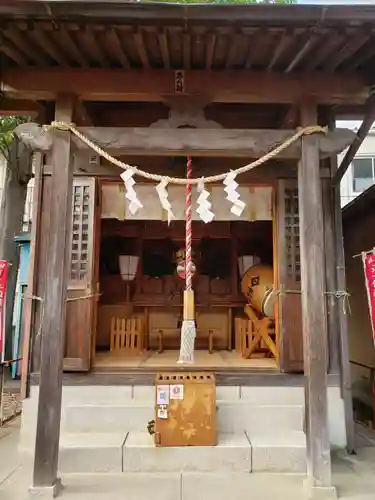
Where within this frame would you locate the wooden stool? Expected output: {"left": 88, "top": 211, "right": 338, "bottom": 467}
{"left": 110, "top": 316, "right": 143, "bottom": 356}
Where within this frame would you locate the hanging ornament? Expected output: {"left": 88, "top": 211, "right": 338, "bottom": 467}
{"left": 156, "top": 178, "right": 174, "bottom": 225}
{"left": 223, "top": 171, "right": 246, "bottom": 217}
{"left": 120, "top": 169, "right": 143, "bottom": 215}
{"left": 196, "top": 178, "right": 214, "bottom": 224}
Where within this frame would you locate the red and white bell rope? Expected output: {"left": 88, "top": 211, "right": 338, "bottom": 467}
{"left": 178, "top": 156, "right": 196, "bottom": 364}
{"left": 185, "top": 156, "right": 193, "bottom": 293}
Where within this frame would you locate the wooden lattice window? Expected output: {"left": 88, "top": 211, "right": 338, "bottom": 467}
{"left": 284, "top": 187, "right": 300, "bottom": 283}
{"left": 70, "top": 182, "right": 92, "bottom": 282}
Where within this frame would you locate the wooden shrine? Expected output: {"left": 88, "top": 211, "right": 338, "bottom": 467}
{"left": 3, "top": 0, "right": 375, "bottom": 497}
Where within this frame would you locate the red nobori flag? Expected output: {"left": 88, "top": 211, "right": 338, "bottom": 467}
{"left": 0, "top": 261, "right": 9, "bottom": 356}
{"left": 362, "top": 250, "right": 375, "bottom": 346}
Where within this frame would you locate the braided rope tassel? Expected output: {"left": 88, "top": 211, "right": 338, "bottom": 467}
{"left": 178, "top": 156, "right": 196, "bottom": 364}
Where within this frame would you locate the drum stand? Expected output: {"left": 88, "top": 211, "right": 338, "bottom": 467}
{"left": 243, "top": 305, "right": 277, "bottom": 359}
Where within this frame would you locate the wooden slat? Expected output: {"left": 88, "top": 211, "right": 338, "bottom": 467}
{"left": 2, "top": 68, "right": 368, "bottom": 104}
{"left": 298, "top": 102, "right": 332, "bottom": 490}
{"left": 32, "top": 94, "right": 75, "bottom": 491}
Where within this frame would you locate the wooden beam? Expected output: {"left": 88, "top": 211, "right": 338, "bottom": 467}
{"left": 1, "top": 68, "right": 368, "bottom": 104}
{"left": 0, "top": 98, "right": 43, "bottom": 117}
{"left": 298, "top": 102, "right": 333, "bottom": 493}
{"left": 56, "top": 126, "right": 354, "bottom": 158}
{"left": 332, "top": 91, "right": 375, "bottom": 186}
{"left": 30, "top": 94, "right": 75, "bottom": 496}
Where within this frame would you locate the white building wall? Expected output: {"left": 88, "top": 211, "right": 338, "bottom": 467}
{"left": 339, "top": 130, "right": 375, "bottom": 207}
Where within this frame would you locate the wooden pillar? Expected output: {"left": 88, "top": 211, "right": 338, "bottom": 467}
{"left": 298, "top": 102, "right": 333, "bottom": 494}
{"left": 20, "top": 152, "right": 43, "bottom": 400}
{"left": 322, "top": 172, "right": 340, "bottom": 374}
{"left": 328, "top": 114, "right": 355, "bottom": 454}
{"left": 30, "top": 94, "right": 75, "bottom": 497}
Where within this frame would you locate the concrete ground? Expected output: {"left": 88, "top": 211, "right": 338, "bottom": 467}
{"left": 1, "top": 418, "right": 375, "bottom": 500}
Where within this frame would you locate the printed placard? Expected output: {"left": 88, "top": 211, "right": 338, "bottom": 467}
{"left": 157, "top": 385, "right": 170, "bottom": 405}
{"left": 170, "top": 384, "right": 184, "bottom": 400}
{"left": 157, "top": 405, "right": 168, "bottom": 419}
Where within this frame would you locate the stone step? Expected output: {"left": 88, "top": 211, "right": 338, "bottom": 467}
{"left": 58, "top": 432, "right": 127, "bottom": 473}
{"left": 56, "top": 429, "right": 306, "bottom": 475}
{"left": 248, "top": 431, "right": 306, "bottom": 473}
{"left": 34, "top": 472, "right": 306, "bottom": 500}
{"left": 64, "top": 402, "right": 303, "bottom": 433}
{"left": 122, "top": 432, "right": 252, "bottom": 473}
{"left": 27, "top": 385, "right": 306, "bottom": 406}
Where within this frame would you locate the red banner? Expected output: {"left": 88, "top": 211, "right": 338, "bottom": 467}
{"left": 0, "top": 261, "right": 9, "bottom": 356}
{"left": 362, "top": 251, "right": 375, "bottom": 345}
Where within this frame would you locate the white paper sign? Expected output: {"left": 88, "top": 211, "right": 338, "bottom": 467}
{"left": 170, "top": 384, "right": 184, "bottom": 400}
{"left": 157, "top": 405, "right": 168, "bottom": 419}
{"left": 157, "top": 385, "right": 170, "bottom": 405}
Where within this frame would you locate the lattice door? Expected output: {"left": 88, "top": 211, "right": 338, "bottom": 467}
{"left": 276, "top": 180, "right": 303, "bottom": 373}
{"left": 64, "top": 178, "right": 99, "bottom": 371}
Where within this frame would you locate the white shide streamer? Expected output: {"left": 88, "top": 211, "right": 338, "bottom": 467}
{"left": 196, "top": 179, "right": 214, "bottom": 224}
{"left": 120, "top": 169, "right": 143, "bottom": 215}
{"left": 223, "top": 172, "right": 246, "bottom": 217}
{"left": 156, "top": 178, "right": 174, "bottom": 225}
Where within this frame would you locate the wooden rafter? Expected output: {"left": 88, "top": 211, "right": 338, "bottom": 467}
{"left": 286, "top": 33, "right": 319, "bottom": 73}
{"left": 323, "top": 31, "right": 369, "bottom": 72}
{"left": 305, "top": 31, "right": 342, "bottom": 72}
{"left": 58, "top": 27, "right": 89, "bottom": 67}
{"left": 158, "top": 28, "right": 170, "bottom": 70}
{"left": 4, "top": 27, "right": 47, "bottom": 65}
{"left": 134, "top": 28, "right": 150, "bottom": 69}
{"left": 205, "top": 32, "right": 216, "bottom": 70}
{"left": 332, "top": 91, "right": 375, "bottom": 186}
{"left": 32, "top": 28, "right": 70, "bottom": 66}
{"left": 268, "top": 30, "right": 293, "bottom": 72}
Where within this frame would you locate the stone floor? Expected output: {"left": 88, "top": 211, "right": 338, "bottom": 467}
{"left": 1, "top": 418, "right": 375, "bottom": 500}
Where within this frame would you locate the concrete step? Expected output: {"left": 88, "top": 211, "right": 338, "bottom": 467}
{"left": 58, "top": 432, "right": 127, "bottom": 473}
{"left": 122, "top": 432, "right": 252, "bottom": 473}
{"left": 64, "top": 402, "right": 303, "bottom": 434}
{"left": 249, "top": 431, "right": 306, "bottom": 473}
{"left": 65, "top": 403, "right": 154, "bottom": 433}
{"left": 57, "top": 430, "right": 306, "bottom": 474}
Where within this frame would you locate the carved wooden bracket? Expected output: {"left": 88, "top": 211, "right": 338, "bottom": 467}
{"left": 152, "top": 96, "right": 222, "bottom": 129}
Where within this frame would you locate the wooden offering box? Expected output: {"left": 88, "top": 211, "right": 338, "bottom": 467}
{"left": 154, "top": 372, "right": 217, "bottom": 447}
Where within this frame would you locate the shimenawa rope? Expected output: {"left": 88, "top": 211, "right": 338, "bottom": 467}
{"left": 47, "top": 121, "right": 328, "bottom": 184}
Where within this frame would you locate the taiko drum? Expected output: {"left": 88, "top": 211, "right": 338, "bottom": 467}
{"left": 240, "top": 264, "right": 276, "bottom": 319}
